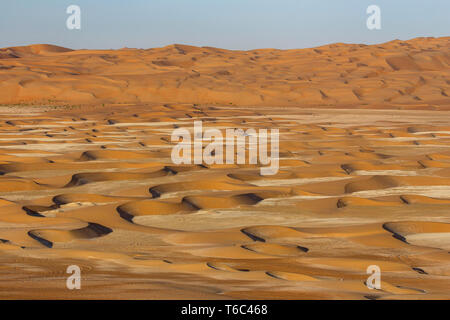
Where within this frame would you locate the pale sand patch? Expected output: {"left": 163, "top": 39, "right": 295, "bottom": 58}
{"left": 6, "top": 153, "right": 62, "bottom": 157}
{"left": 262, "top": 185, "right": 450, "bottom": 204}
{"left": 0, "top": 138, "right": 81, "bottom": 142}
{"left": 53, "top": 121, "right": 96, "bottom": 124}
{"left": 371, "top": 137, "right": 437, "bottom": 141}
{"left": 42, "top": 202, "right": 118, "bottom": 217}
{"left": 0, "top": 142, "right": 118, "bottom": 151}
{"left": 261, "top": 195, "right": 334, "bottom": 204}
{"left": 353, "top": 170, "right": 421, "bottom": 176}
{"left": 405, "top": 233, "right": 450, "bottom": 250}
{"left": 413, "top": 131, "right": 450, "bottom": 135}
{"left": 250, "top": 176, "right": 352, "bottom": 187}
{"left": 112, "top": 122, "right": 182, "bottom": 127}
{"left": 17, "top": 124, "right": 70, "bottom": 128}
{"left": 0, "top": 107, "right": 44, "bottom": 115}
{"left": 350, "top": 186, "right": 450, "bottom": 199}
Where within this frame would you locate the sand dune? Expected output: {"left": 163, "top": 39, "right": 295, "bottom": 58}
{"left": 0, "top": 38, "right": 449, "bottom": 299}
{"left": 28, "top": 222, "right": 112, "bottom": 248}
{"left": 0, "top": 38, "right": 449, "bottom": 109}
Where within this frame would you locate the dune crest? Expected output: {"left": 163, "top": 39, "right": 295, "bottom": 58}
{"left": 0, "top": 37, "right": 449, "bottom": 108}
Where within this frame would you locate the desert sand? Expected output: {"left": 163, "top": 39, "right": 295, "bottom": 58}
{"left": 0, "top": 37, "right": 449, "bottom": 109}
{"left": 0, "top": 37, "right": 449, "bottom": 299}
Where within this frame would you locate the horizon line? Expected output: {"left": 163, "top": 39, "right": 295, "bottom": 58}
{"left": 2, "top": 36, "right": 449, "bottom": 52}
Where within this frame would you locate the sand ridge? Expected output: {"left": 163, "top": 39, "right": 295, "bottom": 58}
{"left": 0, "top": 37, "right": 449, "bottom": 109}
{"left": 0, "top": 103, "right": 449, "bottom": 299}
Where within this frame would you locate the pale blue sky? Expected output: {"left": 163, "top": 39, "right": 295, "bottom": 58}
{"left": 0, "top": 0, "right": 448, "bottom": 50}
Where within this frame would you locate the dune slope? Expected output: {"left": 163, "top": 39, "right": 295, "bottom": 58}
{"left": 0, "top": 37, "right": 449, "bottom": 108}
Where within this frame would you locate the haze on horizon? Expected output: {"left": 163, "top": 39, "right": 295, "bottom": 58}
{"left": 0, "top": 0, "right": 449, "bottom": 50}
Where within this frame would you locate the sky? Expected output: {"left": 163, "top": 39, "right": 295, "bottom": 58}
{"left": 0, "top": 0, "right": 449, "bottom": 50}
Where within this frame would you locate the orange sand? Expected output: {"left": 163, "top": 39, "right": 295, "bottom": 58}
{"left": 0, "top": 37, "right": 449, "bottom": 109}
{"left": 0, "top": 38, "right": 449, "bottom": 299}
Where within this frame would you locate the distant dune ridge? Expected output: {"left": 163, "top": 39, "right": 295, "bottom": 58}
{"left": 0, "top": 37, "right": 449, "bottom": 108}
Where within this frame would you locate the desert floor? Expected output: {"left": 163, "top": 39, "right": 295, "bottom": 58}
{"left": 0, "top": 104, "right": 449, "bottom": 299}
{"left": 0, "top": 37, "right": 449, "bottom": 299}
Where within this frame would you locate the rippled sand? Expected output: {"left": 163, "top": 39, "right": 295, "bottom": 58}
{"left": 0, "top": 104, "right": 449, "bottom": 299}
